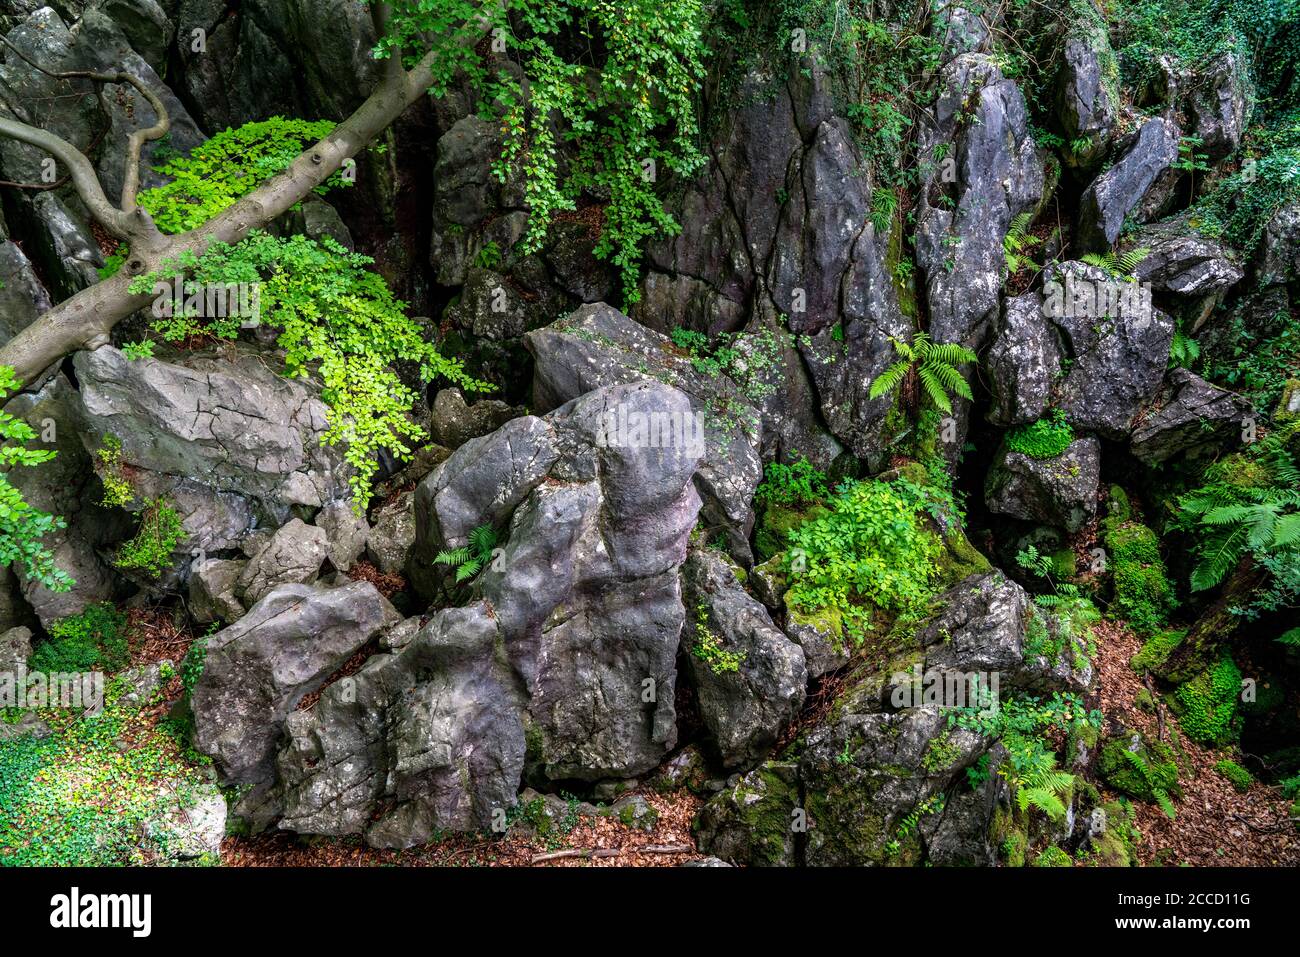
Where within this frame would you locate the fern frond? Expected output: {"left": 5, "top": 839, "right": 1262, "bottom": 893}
{"left": 869, "top": 361, "right": 911, "bottom": 399}
{"left": 435, "top": 546, "right": 471, "bottom": 566}
{"left": 1117, "top": 246, "right": 1151, "bottom": 275}
{"left": 455, "top": 558, "right": 483, "bottom": 582}
{"left": 468, "top": 523, "right": 497, "bottom": 556}
{"left": 1153, "top": 788, "right": 1177, "bottom": 820}
{"left": 1276, "top": 627, "right": 1300, "bottom": 647}
{"left": 1190, "top": 527, "right": 1247, "bottom": 591}
{"left": 925, "top": 359, "right": 973, "bottom": 401}
{"left": 927, "top": 342, "right": 978, "bottom": 366}
{"left": 918, "top": 366, "right": 953, "bottom": 413}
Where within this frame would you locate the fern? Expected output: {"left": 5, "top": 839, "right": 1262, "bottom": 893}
{"left": 1276, "top": 627, "right": 1300, "bottom": 647}
{"left": 1121, "top": 748, "right": 1177, "bottom": 819}
{"left": 868, "top": 333, "right": 977, "bottom": 413}
{"left": 870, "top": 187, "right": 898, "bottom": 233}
{"left": 1003, "top": 211, "right": 1041, "bottom": 275}
{"left": 434, "top": 523, "right": 498, "bottom": 584}
{"left": 1175, "top": 433, "right": 1300, "bottom": 592}
{"left": 1081, "top": 246, "right": 1151, "bottom": 279}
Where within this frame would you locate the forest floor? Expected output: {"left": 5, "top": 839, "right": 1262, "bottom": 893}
{"left": 1094, "top": 620, "right": 1299, "bottom": 866}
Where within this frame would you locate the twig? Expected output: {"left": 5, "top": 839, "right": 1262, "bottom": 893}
{"left": 529, "top": 843, "right": 693, "bottom": 864}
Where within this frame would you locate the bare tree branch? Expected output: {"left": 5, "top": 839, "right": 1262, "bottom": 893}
{"left": 0, "top": 3, "right": 502, "bottom": 388}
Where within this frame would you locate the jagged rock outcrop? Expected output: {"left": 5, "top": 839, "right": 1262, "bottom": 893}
{"left": 1076, "top": 117, "right": 1180, "bottom": 249}
{"left": 1129, "top": 368, "right": 1253, "bottom": 465}
{"left": 915, "top": 53, "right": 1044, "bottom": 348}
{"left": 680, "top": 548, "right": 807, "bottom": 769}
{"left": 985, "top": 436, "right": 1102, "bottom": 533}
{"left": 192, "top": 579, "right": 401, "bottom": 786}
{"left": 72, "top": 344, "right": 352, "bottom": 521}
{"left": 524, "top": 304, "right": 762, "bottom": 560}
{"left": 236, "top": 518, "right": 329, "bottom": 604}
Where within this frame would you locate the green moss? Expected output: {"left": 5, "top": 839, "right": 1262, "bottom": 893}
{"left": 1098, "top": 733, "right": 1179, "bottom": 803}
{"left": 1173, "top": 658, "right": 1242, "bottom": 746}
{"left": 29, "top": 604, "right": 130, "bottom": 674}
{"left": 1131, "top": 628, "right": 1185, "bottom": 673}
{"left": 936, "top": 528, "right": 993, "bottom": 586}
{"left": 754, "top": 501, "right": 828, "bottom": 563}
{"left": 1103, "top": 508, "right": 1176, "bottom": 636}
{"left": 1033, "top": 845, "right": 1073, "bottom": 867}
{"left": 1215, "top": 759, "right": 1253, "bottom": 793}
{"left": 1086, "top": 800, "right": 1139, "bottom": 867}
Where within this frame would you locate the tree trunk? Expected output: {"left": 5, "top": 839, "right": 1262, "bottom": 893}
{"left": 1156, "top": 556, "right": 1267, "bottom": 684}
{"left": 0, "top": 50, "right": 437, "bottom": 388}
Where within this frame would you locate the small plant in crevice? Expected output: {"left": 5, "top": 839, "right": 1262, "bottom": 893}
{"left": 691, "top": 601, "right": 746, "bottom": 676}
{"left": 114, "top": 497, "right": 185, "bottom": 578}
{"left": 754, "top": 455, "right": 829, "bottom": 508}
{"left": 1080, "top": 246, "right": 1151, "bottom": 280}
{"left": 1003, "top": 211, "right": 1041, "bottom": 277}
{"left": 95, "top": 434, "right": 134, "bottom": 509}
{"left": 868, "top": 332, "right": 977, "bottom": 414}
{"left": 435, "top": 523, "right": 499, "bottom": 583}
{"left": 1005, "top": 409, "right": 1074, "bottom": 459}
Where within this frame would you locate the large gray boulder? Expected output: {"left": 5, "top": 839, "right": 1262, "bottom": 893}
{"left": 1129, "top": 368, "right": 1253, "bottom": 466}
{"left": 680, "top": 548, "right": 807, "bottom": 769}
{"left": 1077, "top": 117, "right": 1180, "bottom": 249}
{"left": 278, "top": 601, "right": 525, "bottom": 846}
{"left": 986, "top": 292, "right": 1063, "bottom": 427}
{"left": 192, "top": 580, "right": 400, "bottom": 786}
{"left": 1045, "top": 262, "right": 1175, "bottom": 437}
{"left": 236, "top": 518, "right": 329, "bottom": 605}
{"left": 73, "top": 344, "right": 351, "bottom": 521}
{"left": 478, "top": 382, "right": 703, "bottom": 781}
{"left": 985, "top": 436, "right": 1101, "bottom": 533}
{"left": 914, "top": 53, "right": 1044, "bottom": 348}
{"left": 524, "top": 303, "right": 761, "bottom": 560}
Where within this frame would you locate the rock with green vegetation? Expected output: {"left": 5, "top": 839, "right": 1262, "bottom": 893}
{"left": 681, "top": 547, "right": 807, "bottom": 768}
{"left": 693, "top": 762, "right": 801, "bottom": 867}
{"left": 754, "top": 501, "right": 828, "bottom": 563}
{"left": 1172, "top": 658, "right": 1243, "bottom": 746}
{"left": 1102, "top": 499, "right": 1176, "bottom": 635}
{"left": 1131, "top": 628, "right": 1185, "bottom": 673}
{"left": 72, "top": 344, "right": 353, "bottom": 520}
{"left": 1034, "top": 844, "right": 1073, "bottom": 867}
{"left": 1084, "top": 799, "right": 1140, "bottom": 867}
{"left": 985, "top": 436, "right": 1101, "bottom": 533}
{"left": 800, "top": 694, "right": 992, "bottom": 867}
{"left": 1054, "top": 0, "right": 1119, "bottom": 165}
{"left": 1215, "top": 759, "right": 1253, "bottom": 793}
{"left": 1098, "top": 731, "right": 1180, "bottom": 804}
{"left": 783, "top": 599, "right": 850, "bottom": 679}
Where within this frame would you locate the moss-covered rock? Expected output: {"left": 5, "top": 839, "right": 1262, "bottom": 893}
{"left": 1098, "top": 731, "right": 1180, "bottom": 803}
{"left": 754, "top": 502, "right": 827, "bottom": 563}
{"left": 1034, "top": 844, "right": 1073, "bottom": 867}
{"left": 1102, "top": 493, "right": 1175, "bottom": 635}
{"left": 1171, "top": 657, "right": 1242, "bottom": 746}
{"left": 1085, "top": 799, "right": 1140, "bottom": 866}
{"left": 1215, "top": 759, "right": 1253, "bottom": 793}
{"left": 692, "top": 762, "right": 800, "bottom": 867}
